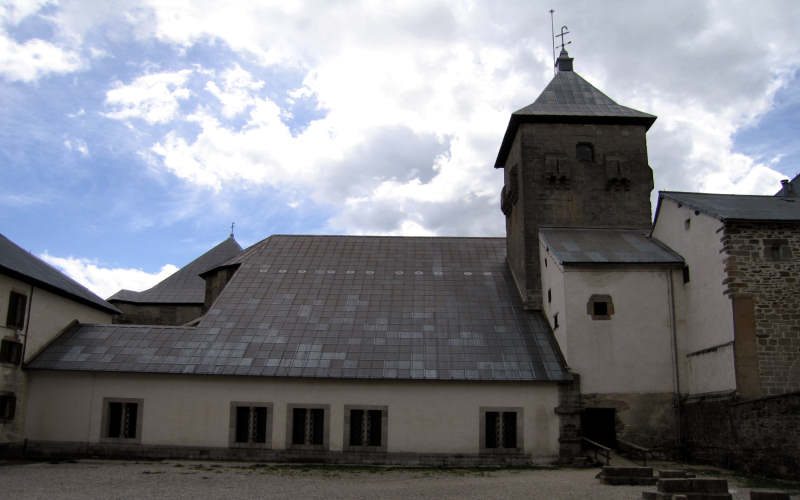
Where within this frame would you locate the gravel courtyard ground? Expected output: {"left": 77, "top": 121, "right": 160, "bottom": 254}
{"left": 0, "top": 459, "right": 798, "bottom": 500}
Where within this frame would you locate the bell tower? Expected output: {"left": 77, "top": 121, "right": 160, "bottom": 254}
{"left": 496, "top": 50, "right": 657, "bottom": 309}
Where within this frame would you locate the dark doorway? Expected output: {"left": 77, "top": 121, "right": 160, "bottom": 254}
{"left": 582, "top": 408, "right": 616, "bottom": 448}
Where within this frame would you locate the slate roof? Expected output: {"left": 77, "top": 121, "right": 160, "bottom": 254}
{"left": 495, "top": 50, "right": 656, "bottom": 168}
{"left": 658, "top": 192, "right": 800, "bottom": 223}
{"left": 108, "top": 236, "right": 242, "bottom": 304}
{"left": 29, "top": 235, "right": 568, "bottom": 382}
{"left": 540, "top": 228, "right": 684, "bottom": 266}
{"left": 775, "top": 173, "right": 799, "bottom": 197}
{"left": 0, "top": 233, "right": 119, "bottom": 314}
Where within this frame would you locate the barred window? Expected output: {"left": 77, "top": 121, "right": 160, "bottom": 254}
{"left": 0, "top": 393, "right": 16, "bottom": 421}
{"left": 230, "top": 402, "right": 272, "bottom": 448}
{"left": 481, "top": 407, "right": 522, "bottom": 453}
{"left": 287, "top": 405, "right": 329, "bottom": 449}
{"left": 0, "top": 339, "right": 22, "bottom": 365}
{"left": 344, "top": 406, "right": 387, "bottom": 451}
{"left": 102, "top": 398, "right": 142, "bottom": 442}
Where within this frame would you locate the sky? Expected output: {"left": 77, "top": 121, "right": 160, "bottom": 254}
{"left": 1, "top": 0, "right": 799, "bottom": 300}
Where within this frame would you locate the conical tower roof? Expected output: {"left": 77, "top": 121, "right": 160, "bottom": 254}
{"left": 495, "top": 50, "right": 656, "bottom": 167}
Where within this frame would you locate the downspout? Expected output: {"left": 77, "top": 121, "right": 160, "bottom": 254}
{"left": 667, "top": 270, "right": 682, "bottom": 456}
{"left": 21, "top": 284, "right": 34, "bottom": 360}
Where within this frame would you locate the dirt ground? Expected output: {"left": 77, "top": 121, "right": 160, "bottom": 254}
{"left": 0, "top": 459, "right": 798, "bottom": 500}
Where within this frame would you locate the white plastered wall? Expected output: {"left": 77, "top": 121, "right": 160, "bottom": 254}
{"left": 539, "top": 239, "right": 568, "bottom": 360}
{"left": 25, "top": 371, "right": 561, "bottom": 460}
{"left": 562, "top": 267, "right": 676, "bottom": 394}
{"left": 652, "top": 198, "right": 736, "bottom": 395}
{"left": 0, "top": 274, "right": 113, "bottom": 362}
{"left": 539, "top": 235, "right": 677, "bottom": 395}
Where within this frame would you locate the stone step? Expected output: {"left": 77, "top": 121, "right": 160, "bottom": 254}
{"left": 750, "top": 492, "right": 791, "bottom": 500}
{"left": 597, "top": 465, "right": 658, "bottom": 485}
{"left": 602, "top": 466, "right": 655, "bottom": 478}
{"left": 658, "top": 470, "right": 696, "bottom": 479}
{"left": 657, "top": 478, "right": 729, "bottom": 494}
{"left": 642, "top": 492, "right": 732, "bottom": 500}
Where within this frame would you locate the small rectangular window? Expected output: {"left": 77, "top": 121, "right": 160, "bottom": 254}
{"left": 344, "top": 406, "right": 388, "bottom": 451}
{"left": 587, "top": 294, "right": 614, "bottom": 320}
{"left": 764, "top": 239, "right": 792, "bottom": 261}
{"left": 6, "top": 292, "right": 26, "bottom": 330}
{"left": 481, "top": 407, "right": 522, "bottom": 453}
{"left": 287, "top": 405, "right": 329, "bottom": 450}
{"left": 0, "top": 393, "right": 16, "bottom": 421}
{"left": 682, "top": 266, "right": 690, "bottom": 283}
{"left": 0, "top": 339, "right": 22, "bottom": 365}
{"left": 102, "top": 398, "right": 142, "bottom": 442}
{"left": 230, "top": 402, "right": 272, "bottom": 448}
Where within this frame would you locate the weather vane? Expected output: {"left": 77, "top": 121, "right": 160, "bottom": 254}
{"left": 549, "top": 10, "right": 572, "bottom": 74}
{"left": 555, "top": 25, "right": 571, "bottom": 52}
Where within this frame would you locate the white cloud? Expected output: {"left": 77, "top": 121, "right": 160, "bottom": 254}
{"left": 40, "top": 252, "right": 179, "bottom": 300}
{"left": 0, "top": 33, "right": 82, "bottom": 82}
{"left": 33, "top": 1, "right": 800, "bottom": 238}
{"left": 0, "top": 0, "right": 83, "bottom": 82}
{"left": 205, "top": 63, "right": 264, "bottom": 118}
{"left": 104, "top": 70, "right": 193, "bottom": 124}
{"left": 64, "top": 138, "right": 89, "bottom": 157}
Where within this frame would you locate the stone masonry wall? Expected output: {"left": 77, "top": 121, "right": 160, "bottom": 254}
{"left": 721, "top": 222, "right": 800, "bottom": 395}
{"left": 681, "top": 392, "right": 800, "bottom": 479}
{"left": 502, "top": 122, "right": 653, "bottom": 309}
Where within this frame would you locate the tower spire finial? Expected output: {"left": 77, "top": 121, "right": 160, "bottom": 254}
{"left": 555, "top": 25, "right": 571, "bottom": 53}
{"left": 230, "top": 222, "right": 235, "bottom": 238}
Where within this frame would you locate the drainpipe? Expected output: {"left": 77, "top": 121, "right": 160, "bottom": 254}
{"left": 21, "top": 284, "right": 34, "bottom": 361}
{"left": 667, "top": 270, "right": 683, "bottom": 456}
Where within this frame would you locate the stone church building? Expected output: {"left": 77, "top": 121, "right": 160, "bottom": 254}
{"left": 2, "top": 50, "right": 798, "bottom": 476}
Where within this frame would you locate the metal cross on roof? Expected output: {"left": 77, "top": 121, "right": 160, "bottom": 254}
{"left": 555, "top": 25, "right": 571, "bottom": 52}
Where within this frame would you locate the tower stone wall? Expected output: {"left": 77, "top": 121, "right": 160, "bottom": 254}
{"left": 503, "top": 121, "right": 654, "bottom": 308}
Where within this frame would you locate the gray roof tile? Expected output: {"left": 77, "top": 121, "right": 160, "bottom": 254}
{"left": 29, "top": 235, "right": 569, "bottom": 382}
{"left": 108, "top": 236, "right": 242, "bottom": 304}
{"left": 540, "top": 227, "right": 684, "bottom": 266}
{"left": 0, "top": 233, "right": 119, "bottom": 314}
{"left": 659, "top": 191, "right": 800, "bottom": 222}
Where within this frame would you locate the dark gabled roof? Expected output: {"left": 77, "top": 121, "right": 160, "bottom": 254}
{"left": 29, "top": 235, "right": 569, "bottom": 382}
{"left": 658, "top": 191, "right": 800, "bottom": 223}
{"left": 495, "top": 51, "right": 656, "bottom": 168}
{"left": 775, "top": 173, "right": 799, "bottom": 197}
{"left": 0, "top": 233, "right": 119, "bottom": 314}
{"left": 540, "top": 228, "right": 684, "bottom": 266}
{"left": 108, "top": 236, "right": 242, "bottom": 304}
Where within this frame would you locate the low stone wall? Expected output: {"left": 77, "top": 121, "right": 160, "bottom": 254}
{"left": 681, "top": 392, "right": 800, "bottom": 479}
{"left": 17, "top": 440, "right": 538, "bottom": 466}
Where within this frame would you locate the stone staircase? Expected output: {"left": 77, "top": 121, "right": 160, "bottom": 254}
{"left": 641, "top": 477, "right": 731, "bottom": 499}
{"left": 597, "top": 466, "right": 695, "bottom": 486}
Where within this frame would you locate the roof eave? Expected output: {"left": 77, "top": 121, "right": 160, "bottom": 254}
{"left": 0, "top": 265, "right": 120, "bottom": 315}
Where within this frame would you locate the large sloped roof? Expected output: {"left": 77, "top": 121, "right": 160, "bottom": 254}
{"left": 0, "top": 233, "right": 119, "bottom": 314}
{"left": 108, "top": 236, "right": 242, "bottom": 304}
{"left": 495, "top": 50, "right": 656, "bottom": 168}
{"left": 29, "top": 235, "right": 568, "bottom": 382}
{"left": 540, "top": 227, "right": 684, "bottom": 266}
{"left": 658, "top": 191, "right": 800, "bottom": 223}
